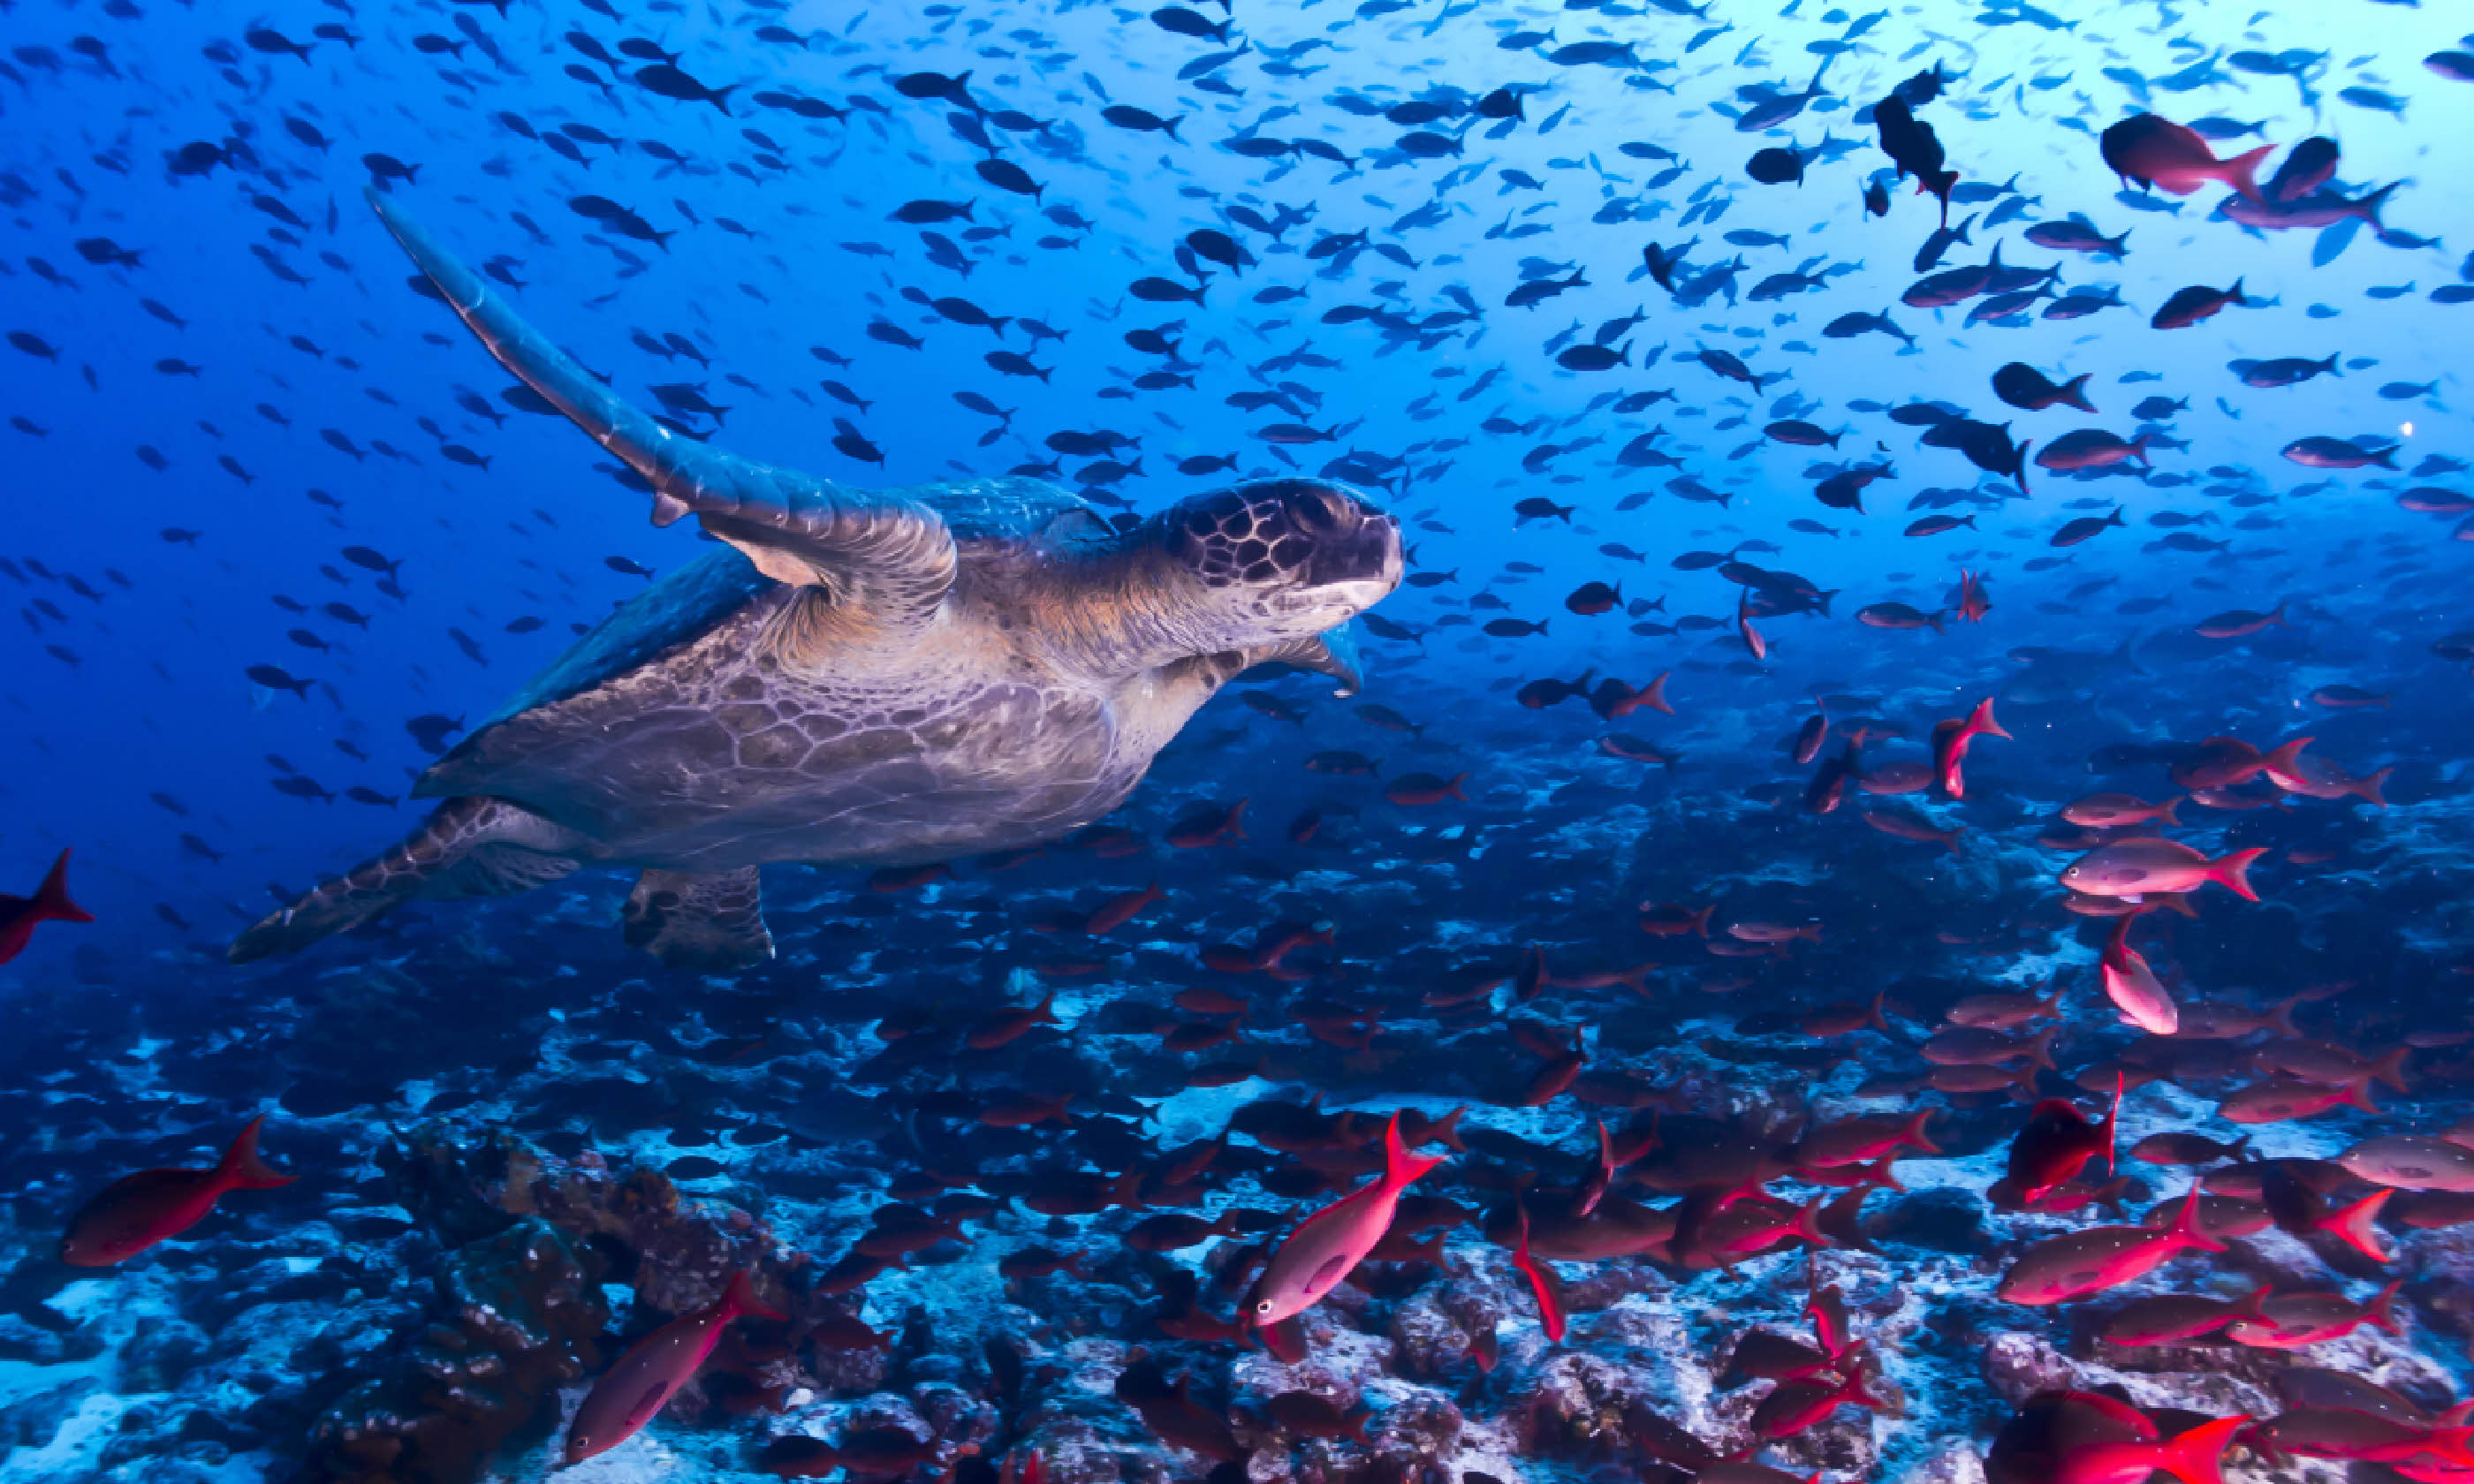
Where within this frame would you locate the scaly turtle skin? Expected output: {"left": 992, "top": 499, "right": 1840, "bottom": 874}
{"left": 229, "top": 193, "right": 1402, "bottom": 972}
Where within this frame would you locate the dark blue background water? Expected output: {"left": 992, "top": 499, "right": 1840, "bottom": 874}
{"left": 0, "top": 0, "right": 2467, "bottom": 980}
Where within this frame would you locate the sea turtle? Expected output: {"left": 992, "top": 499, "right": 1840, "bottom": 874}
{"left": 228, "top": 194, "right": 1402, "bottom": 972}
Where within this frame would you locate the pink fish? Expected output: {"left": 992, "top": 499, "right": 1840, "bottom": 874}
{"left": 2260, "top": 737, "right": 2391, "bottom": 806}
{"left": 1997, "top": 1184, "right": 2224, "bottom": 1306}
{"left": 0, "top": 848, "right": 93, "bottom": 966}
{"left": 2100, "top": 918, "right": 2179, "bottom": 1035}
{"left": 1511, "top": 1207, "right": 1568, "bottom": 1342}
{"left": 2223, "top": 1280, "right": 2402, "bottom": 1349}
{"left": 2053, "top": 1413, "right": 2249, "bottom": 1484}
{"left": 1931, "top": 697, "right": 2008, "bottom": 799}
{"left": 2060, "top": 838, "right": 2266, "bottom": 901}
{"left": 1246, "top": 1112, "right": 1446, "bottom": 1326}
{"left": 565, "top": 1269, "right": 786, "bottom": 1463}
{"left": 2099, "top": 114, "right": 2273, "bottom": 201}
{"left": 61, "top": 1115, "right": 294, "bottom": 1266}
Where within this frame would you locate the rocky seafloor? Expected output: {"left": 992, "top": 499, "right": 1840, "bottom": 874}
{"left": 4, "top": 690, "right": 2470, "bottom": 1484}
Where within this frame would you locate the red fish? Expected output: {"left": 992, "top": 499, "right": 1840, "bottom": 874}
{"left": 2003, "top": 1076, "right": 2121, "bottom": 1205}
{"left": 1511, "top": 1207, "right": 1569, "bottom": 1341}
{"left": 2100, "top": 917, "right": 2179, "bottom": 1035}
{"left": 1245, "top": 1112, "right": 1445, "bottom": 1325}
{"left": 2223, "top": 1280, "right": 2401, "bottom": 1349}
{"left": 2099, "top": 113, "right": 2273, "bottom": 201}
{"left": 2060, "top": 838, "right": 2266, "bottom": 900}
{"left": 966, "top": 988, "right": 1061, "bottom": 1050}
{"left": 1166, "top": 799, "right": 1248, "bottom": 847}
{"left": 1383, "top": 772, "right": 1468, "bottom": 806}
{"left": 2063, "top": 793, "right": 2182, "bottom": 828}
{"left": 566, "top": 1270, "right": 786, "bottom": 1463}
{"left": 0, "top": 849, "right": 93, "bottom": 965}
{"left": 1640, "top": 902, "right": 1716, "bottom": 937}
{"left": 2053, "top": 1413, "right": 2250, "bottom": 1484}
{"left": 1747, "top": 1359, "right": 1880, "bottom": 1442}
{"left": 1956, "top": 568, "right": 1992, "bottom": 623}
{"left": 1998, "top": 1184, "right": 2224, "bottom": 1305}
{"left": 1932, "top": 697, "right": 2009, "bottom": 799}
{"left": 61, "top": 1115, "right": 295, "bottom": 1265}
{"left": 1594, "top": 670, "right": 1674, "bottom": 718}
{"left": 2260, "top": 737, "right": 2391, "bottom": 806}
{"left": 1083, "top": 880, "right": 1165, "bottom": 935}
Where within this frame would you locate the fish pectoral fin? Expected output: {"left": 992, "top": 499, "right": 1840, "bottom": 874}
{"left": 622, "top": 866, "right": 774, "bottom": 973}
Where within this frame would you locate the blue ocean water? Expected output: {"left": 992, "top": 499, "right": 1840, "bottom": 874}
{"left": 4, "top": 0, "right": 2474, "bottom": 1480}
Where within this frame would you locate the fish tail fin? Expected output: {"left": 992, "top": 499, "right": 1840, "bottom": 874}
{"left": 2347, "top": 1075, "right": 2379, "bottom": 1114}
{"left": 2220, "top": 143, "right": 2275, "bottom": 203}
{"left": 2372, "top": 1045, "right": 2411, "bottom": 1094}
{"left": 2357, "top": 765, "right": 2393, "bottom": 808}
{"left": 221, "top": 1115, "right": 296, "bottom": 1190}
{"left": 721, "top": 1268, "right": 787, "bottom": 1323}
{"left": 2024, "top": 1025, "right": 2057, "bottom": 1071}
{"left": 35, "top": 850, "right": 93, "bottom": 924}
{"left": 1446, "top": 773, "right": 1470, "bottom": 800}
{"left": 2319, "top": 1187, "right": 2394, "bottom": 1261}
{"left": 1793, "top": 1196, "right": 1833, "bottom": 1249}
{"left": 2156, "top": 1415, "right": 2247, "bottom": 1484}
{"left": 2265, "top": 992, "right": 2304, "bottom": 1041}
{"left": 1901, "top": 1108, "right": 1940, "bottom": 1155}
{"left": 1384, "top": 1112, "right": 1446, "bottom": 1188}
{"left": 1972, "top": 697, "right": 2010, "bottom": 740}
{"left": 2168, "top": 1183, "right": 2227, "bottom": 1253}
{"left": 2357, "top": 180, "right": 2399, "bottom": 227}
{"left": 2260, "top": 735, "right": 2312, "bottom": 782}
{"left": 2062, "top": 373, "right": 2096, "bottom": 413}
{"left": 2366, "top": 1278, "right": 2403, "bottom": 1334}
{"left": 2106, "top": 1071, "right": 2125, "bottom": 1175}
{"left": 2209, "top": 846, "right": 2267, "bottom": 901}
{"left": 1866, "top": 990, "right": 1888, "bottom": 1034}
{"left": 2155, "top": 796, "right": 2182, "bottom": 828}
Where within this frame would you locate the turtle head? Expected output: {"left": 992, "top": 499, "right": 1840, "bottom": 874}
{"left": 1151, "top": 478, "right": 1402, "bottom": 647}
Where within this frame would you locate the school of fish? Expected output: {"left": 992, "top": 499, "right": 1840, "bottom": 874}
{"left": 4, "top": 0, "right": 2474, "bottom": 1482}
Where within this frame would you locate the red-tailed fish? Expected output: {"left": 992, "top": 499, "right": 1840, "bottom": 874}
{"left": 1245, "top": 1112, "right": 1446, "bottom": 1326}
{"left": 61, "top": 1115, "right": 294, "bottom": 1266}
{"left": 0, "top": 849, "right": 93, "bottom": 965}
{"left": 566, "top": 1269, "right": 786, "bottom": 1463}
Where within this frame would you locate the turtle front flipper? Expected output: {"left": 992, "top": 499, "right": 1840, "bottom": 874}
{"left": 228, "top": 797, "right": 583, "bottom": 963}
{"left": 621, "top": 867, "right": 774, "bottom": 972}
{"left": 1241, "top": 623, "right": 1367, "bottom": 695}
{"left": 366, "top": 190, "right": 956, "bottom": 634}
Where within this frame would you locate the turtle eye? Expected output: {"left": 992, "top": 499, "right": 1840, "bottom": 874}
{"left": 1285, "top": 485, "right": 1345, "bottom": 530}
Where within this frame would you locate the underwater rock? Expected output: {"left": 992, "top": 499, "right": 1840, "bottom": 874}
{"left": 299, "top": 1215, "right": 607, "bottom": 1484}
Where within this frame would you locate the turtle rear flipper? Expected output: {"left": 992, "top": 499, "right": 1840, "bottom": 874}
{"left": 622, "top": 867, "right": 774, "bottom": 971}
{"left": 227, "top": 797, "right": 581, "bottom": 963}
{"left": 367, "top": 190, "right": 956, "bottom": 632}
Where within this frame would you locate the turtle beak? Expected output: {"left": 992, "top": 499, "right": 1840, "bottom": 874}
{"left": 1295, "top": 489, "right": 1400, "bottom": 592}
